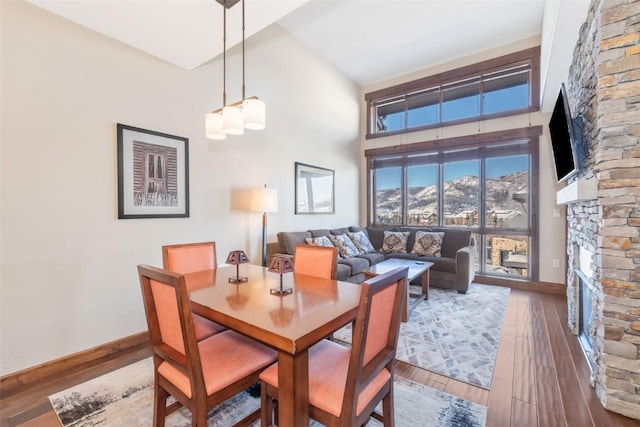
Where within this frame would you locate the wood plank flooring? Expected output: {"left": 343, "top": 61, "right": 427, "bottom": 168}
{"left": 1, "top": 289, "right": 639, "bottom": 426}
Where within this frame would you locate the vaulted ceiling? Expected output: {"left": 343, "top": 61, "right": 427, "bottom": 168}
{"left": 25, "top": 0, "right": 590, "bottom": 111}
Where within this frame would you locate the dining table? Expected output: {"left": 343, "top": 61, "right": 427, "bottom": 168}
{"left": 187, "top": 263, "right": 362, "bottom": 427}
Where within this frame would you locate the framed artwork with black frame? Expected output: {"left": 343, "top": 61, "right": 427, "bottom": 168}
{"left": 117, "top": 123, "right": 189, "bottom": 219}
{"left": 295, "top": 162, "right": 335, "bottom": 214}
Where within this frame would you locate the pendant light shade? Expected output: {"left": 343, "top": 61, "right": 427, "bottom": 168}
{"left": 243, "top": 98, "right": 266, "bottom": 130}
{"left": 223, "top": 106, "right": 244, "bottom": 135}
{"left": 205, "top": 0, "right": 265, "bottom": 140}
{"left": 205, "top": 112, "right": 226, "bottom": 140}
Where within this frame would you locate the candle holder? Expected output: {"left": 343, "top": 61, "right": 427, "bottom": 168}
{"left": 268, "top": 256, "right": 294, "bottom": 295}
{"left": 226, "top": 250, "right": 249, "bottom": 283}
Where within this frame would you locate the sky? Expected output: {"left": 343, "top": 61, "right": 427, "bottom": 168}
{"left": 376, "top": 81, "right": 530, "bottom": 191}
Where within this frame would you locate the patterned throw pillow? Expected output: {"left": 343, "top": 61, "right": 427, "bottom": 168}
{"left": 347, "top": 231, "right": 376, "bottom": 254}
{"left": 305, "top": 235, "right": 334, "bottom": 248}
{"left": 381, "top": 231, "right": 410, "bottom": 254}
{"left": 329, "top": 234, "right": 361, "bottom": 258}
{"left": 412, "top": 231, "right": 444, "bottom": 256}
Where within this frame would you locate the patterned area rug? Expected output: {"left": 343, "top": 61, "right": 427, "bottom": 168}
{"left": 49, "top": 357, "right": 487, "bottom": 427}
{"left": 334, "top": 283, "right": 510, "bottom": 389}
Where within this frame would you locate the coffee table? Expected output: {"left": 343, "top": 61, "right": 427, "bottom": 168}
{"left": 362, "top": 258, "right": 434, "bottom": 322}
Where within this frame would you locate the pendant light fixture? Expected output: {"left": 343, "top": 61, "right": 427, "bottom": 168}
{"left": 205, "top": 0, "right": 265, "bottom": 140}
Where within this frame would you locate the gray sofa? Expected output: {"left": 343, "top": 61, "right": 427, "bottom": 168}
{"left": 266, "top": 226, "right": 476, "bottom": 293}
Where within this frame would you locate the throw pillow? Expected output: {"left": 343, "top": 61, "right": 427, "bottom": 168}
{"left": 347, "top": 231, "right": 376, "bottom": 254}
{"left": 381, "top": 231, "right": 410, "bottom": 254}
{"left": 305, "top": 235, "right": 334, "bottom": 248}
{"left": 412, "top": 231, "right": 444, "bottom": 256}
{"left": 329, "top": 234, "right": 361, "bottom": 258}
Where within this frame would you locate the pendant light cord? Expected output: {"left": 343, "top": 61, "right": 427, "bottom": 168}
{"left": 222, "top": 1, "right": 227, "bottom": 106}
{"left": 242, "top": 0, "right": 246, "bottom": 101}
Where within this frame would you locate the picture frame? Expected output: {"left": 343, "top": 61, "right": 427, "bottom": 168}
{"left": 295, "top": 162, "right": 335, "bottom": 214}
{"left": 117, "top": 123, "right": 189, "bottom": 219}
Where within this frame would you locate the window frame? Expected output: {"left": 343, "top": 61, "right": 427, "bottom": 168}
{"left": 365, "top": 47, "right": 540, "bottom": 139}
{"left": 365, "top": 126, "right": 542, "bottom": 281}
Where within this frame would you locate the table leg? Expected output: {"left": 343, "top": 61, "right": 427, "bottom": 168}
{"left": 277, "top": 350, "right": 309, "bottom": 427}
{"left": 402, "top": 278, "right": 409, "bottom": 322}
{"left": 422, "top": 268, "right": 430, "bottom": 300}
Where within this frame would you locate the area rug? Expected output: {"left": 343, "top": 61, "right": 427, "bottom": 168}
{"left": 49, "top": 357, "right": 487, "bottom": 427}
{"left": 333, "top": 283, "right": 510, "bottom": 389}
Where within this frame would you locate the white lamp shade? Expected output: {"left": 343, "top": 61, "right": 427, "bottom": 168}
{"left": 243, "top": 98, "right": 266, "bottom": 130}
{"left": 250, "top": 187, "right": 278, "bottom": 213}
{"left": 205, "top": 112, "right": 226, "bottom": 140}
{"left": 223, "top": 106, "right": 244, "bottom": 135}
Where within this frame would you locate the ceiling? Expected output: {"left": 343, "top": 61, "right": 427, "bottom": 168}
{"left": 26, "top": 0, "right": 590, "bottom": 110}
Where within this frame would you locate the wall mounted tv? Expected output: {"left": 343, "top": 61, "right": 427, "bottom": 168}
{"left": 548, "top": 83, "right": 581, "bottom": 183}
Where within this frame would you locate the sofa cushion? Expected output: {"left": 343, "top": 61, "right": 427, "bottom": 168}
{"left": 335, "top": 263, "right": 352, "bottom": 281}
{"left": 338, "top": 256, "right": 370, "bottom": 276}
{"left": 348, "top": 231, "right": 376, "bottom": 254}
{"left": 366, "top": 227, "right": 396, "bottom": 251}
{"left": 348, "top": 226, "right": 368, "bottom": 235}
{"left": 309, "top": 229, "right": 331, "bottom": 239}
{"left": 432, "top": 228, "right": 472, "bottom": 258}
{"left": 419, "top": 256, "right": 456, "bottom": 273}
{"left": 381, "top": 231, "right": 410, "bottom": 253}
{"left": 277, "top": 231, "right": 312, "bottom": 255}
{"left": 411, "top": 231, "right": 444, "bottom": 256}
{"left": 330, "top": 227, "right": 350, "bottom": 236}
{"left": 385, "top": 252, "right": 420, "bottom": 261}
{"left": 329, "top": 234, "right": 361, "bottom": 258}
{"left": 357, "top": 252, "right": 385, "bottom": 265}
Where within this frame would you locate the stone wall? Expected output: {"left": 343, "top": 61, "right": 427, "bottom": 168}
{"left": 565, "top": 0, "right": 640, "bottom": 419}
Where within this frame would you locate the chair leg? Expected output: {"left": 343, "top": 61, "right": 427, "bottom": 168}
{"left": 153, "top": 382, "right": 168, "bottom": 427}
{"left": 192, "top": 397, "right": 208, "bottom": 427}
{"left": 382, "top": 390, "right": 394, "bottom": 427}
{"left": 261, "top": 384, "right": 273, "bottom": 427}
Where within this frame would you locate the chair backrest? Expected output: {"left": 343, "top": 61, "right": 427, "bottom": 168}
{"left": 343, "top": 266, "right": 408, "bottom": 420}
{"left": 137, "top": 264, "right": 206, "bottom": 397}
{"left": 293, "top": 244, "right": 338, "bottom": 279}
{"left": 162, "top": 242, "right": 217, "bottom": 275}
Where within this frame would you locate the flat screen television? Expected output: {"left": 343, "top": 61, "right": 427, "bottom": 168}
{"left": 548, "top": 83, "right": 580, "bottom": 183}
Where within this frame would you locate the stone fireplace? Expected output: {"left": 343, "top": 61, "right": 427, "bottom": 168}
{"left": 563, "top": 0, "right": 640, "bottom": 420}
{"left": 576, "top": 247, "right": 596, "bottom": 368}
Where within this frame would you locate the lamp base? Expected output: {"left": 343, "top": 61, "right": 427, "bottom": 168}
{"left": 229, "top": 276, "right": 248, "bottom": 283}
{"left": 270, "top": 287, "right": 293, "bottom": 295}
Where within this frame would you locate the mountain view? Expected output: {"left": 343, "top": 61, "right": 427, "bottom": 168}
{"left": 376, "top": 170, "right": 528, "bottom": 227}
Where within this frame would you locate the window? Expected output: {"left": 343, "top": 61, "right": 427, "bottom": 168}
{"left": 366, "top": 47, "right": 540, "bottom": 138}
{"left": 366, "top": 127, "right": 541, "bottom": 281}
{"left": 407, "top": 162, "right": 438, "bottom": 225}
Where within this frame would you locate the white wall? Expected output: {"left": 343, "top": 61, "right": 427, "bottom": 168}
{"left": 0, "top": 0, "right": 360, "bottom": 375}
{"left": 358, "top": 36, "right": 567, "bottom": 285}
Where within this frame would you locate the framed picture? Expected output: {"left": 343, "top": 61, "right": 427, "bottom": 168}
{"left": 117, "top": 123, "right": 189, "bottom": 219}
{"left": 295, "top": 162, "right": 335, "bottom": 214}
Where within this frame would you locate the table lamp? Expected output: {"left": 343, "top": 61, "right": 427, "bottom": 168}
{"left": 250, "top": 185, "right": 278, "bottom": 267}
{"left": 268, "top": 255, "right": 294, "bottom": 295}
{"left": 226, "top": 250, "right": 249, "bottom": 283}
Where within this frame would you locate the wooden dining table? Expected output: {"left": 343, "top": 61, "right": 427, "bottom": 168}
{"left": 187, "top": 264, "right": 362, "bottom": 427}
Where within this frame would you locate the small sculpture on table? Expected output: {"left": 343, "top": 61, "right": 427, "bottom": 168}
{"left": 268, "top": 255, "right": 294, "bottom": 295}
{"left": 226, "top": 250, "right": 249, "bottom": 283}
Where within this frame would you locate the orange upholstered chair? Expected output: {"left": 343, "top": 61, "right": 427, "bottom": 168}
{"left": 293, "top": 244, "right": 338, "bottom": 279}
{"left": 138, "top": 264, "right": 277, "bottom": 427}
{"left": 259, "top": 266, "right": 409, "bottom": 427}
{"left": 162, "top": 242, "right": 225, "bottom": 341}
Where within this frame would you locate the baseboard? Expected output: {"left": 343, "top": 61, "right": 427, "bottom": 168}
{"left": 475, "top": 275, "right": 566, "bottom": 295}
{"left": 0, "top": 331, "right": 149, "bottom": 398}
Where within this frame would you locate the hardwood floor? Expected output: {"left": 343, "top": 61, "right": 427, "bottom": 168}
{"left": 1, "top": 289, "right": 639, "bottom": 426}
